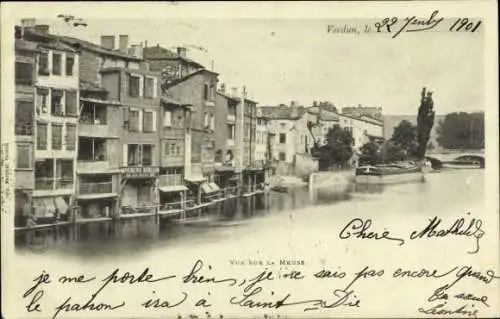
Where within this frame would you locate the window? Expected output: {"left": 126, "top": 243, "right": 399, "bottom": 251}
{"left": 66, "top": 55, "right": 74, "bottom": 76}
{"left": 129, "top": 110, "right": 139, "bottom": 131}
{"left": 36, "top": 122, "right": 47, "bottom": 150}
{"left": 227, "top": 124, "right": 235, "bottom": 139}
{"left": 143, "top": 111, "right": 154, "bottom": 132}
{"left": 51, "top": 89, "right": 64, "bottom": 116}
{"left": 15, "top": 62, "right": 33, "bottom": 84}
{"left": 144, "top": 77, "right": 156, "bottom": 98}
{"left": 129, "top": 74, "right": 140, "bottom": 97}
{"left": 203, "top": 83, "right": 209, "bottom": 100}
{"left": 279, "top": 152, "right": 286, "bottom": 161}
{"left": 164, "top": 142, "right": 182, "bottom": 155}
{"left": 164, "top": 110, "right": 172, "bottom": 127}
{"left": 16, "top": 144, "right": 31, "bottom": 169}
{"left": 65, "top": 90, "right": 77, "bottom": 116}
{"left": 15, "top": 101, "right": 33, "bottom": 136}
{"left": 36, "top": 88, "right": 49, "bottom": 114}
{"left": 279, "top": 133, "right": 286, "bottom": 144}
{"left": 128, "top": 144, "right": 140, "bottom": 165}
{"left": 142, "top": 145, "right": 152, "bottom": 165}
{"left": 52, "top": 53, "right": 62, "bottom": 75}
{"left": 52, "top": 124, "right": 63, "bottom": 150}
{"left": 38, "top": 51, "right": 49, "bottom": 75}
{"left": 65, "top": 124, "right": 76, "bottom": 150}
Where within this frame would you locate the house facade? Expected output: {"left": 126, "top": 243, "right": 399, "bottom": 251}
{"left": 19, "top": 25, "right": 80, "bottom": 226}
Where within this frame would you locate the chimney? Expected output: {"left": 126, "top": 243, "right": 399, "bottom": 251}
{"left": 231, "top": 87, "right": 238, "bottom": 97}
{"left": 220, "top": 83, "right": 226, "bottom": 93}
{"left": 313, "top": 101, "right": 318, "bottom": 107}
{"left": 101, "top": 35, "right": 115, "bottom": 50}
{"left": 119, "top": 35, "right": 129, "bottom": 54}
{"left": 177, "top": 47, "right": 187, "bottom": 58}
{"left": 144, "top": 40, "right": 148, "bottom": 48}
{"left": 290, "top": 101, "right": 299, "bottom": 108}
{"left": 242, "top": 86, "right": 248, "bottom": 98}
{"left": 128, "top": 44, "right": 143, "bottom": 59}
{"left": 34, "top": 24, "right": 50, "bottom": 34}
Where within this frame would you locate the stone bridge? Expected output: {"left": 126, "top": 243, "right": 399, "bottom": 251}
{"left": 424, "top": 150, "right": 485, "bottom": 169}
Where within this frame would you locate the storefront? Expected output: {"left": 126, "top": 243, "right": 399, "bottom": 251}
{"left": 119, "top": 166, "right": 159, "bottom": 216}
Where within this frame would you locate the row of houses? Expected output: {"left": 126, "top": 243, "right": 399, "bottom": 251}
{"left": 13, "top": 20, "right": 384, "bottom": 228}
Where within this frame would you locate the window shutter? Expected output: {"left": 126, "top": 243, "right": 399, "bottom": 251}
{"left": 122, "top": 144, "right": 128, "bottom": 166}
{"left": 139, "top": 76, "right": 144, "bottom": 97}
{"left": 164, "top": 111, "right": 172, "bottom": 127}
{"left": 138, "top": 110, "right": 143, "bottom": 131}
{"left": 153, "top": 78, "right": 158, "bottom": 98}
{"left": 152, "top": 111, "right": 157, "bottom": 132}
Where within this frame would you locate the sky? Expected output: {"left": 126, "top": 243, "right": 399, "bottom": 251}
{"left": 36, "top": 17, "right": 484, "bottom": 115}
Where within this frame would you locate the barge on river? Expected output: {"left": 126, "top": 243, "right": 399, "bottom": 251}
{"left": 442, "top": 155, "right": 485, "bottom": 169}
{"left": 355, "top": 163, "right": 425, "bottom": 185}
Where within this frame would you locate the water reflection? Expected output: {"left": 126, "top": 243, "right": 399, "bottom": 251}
{"left": 15, "top": 170, "right": 483, "bottom": 258}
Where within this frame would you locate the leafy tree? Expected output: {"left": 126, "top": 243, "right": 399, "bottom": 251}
{"left": 390, "top": 120, "right": 418, "bottom": 158}
{"left": 315, "top": 125, "right": 353, "bottom": 170}
{"left": 359, "top": 141, "right": 380, "bottom": 165}
{"left": 381, "top": 141, "right": 407, "bottom": 163}
{"left": 416, "top": 87, "right": 436, "bottom": 159}
{"left": 436, "top": 112, "right": 484, "bottom": 149}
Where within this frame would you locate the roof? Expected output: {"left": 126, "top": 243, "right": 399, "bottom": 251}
{"left": 307, "top": 106, "right": 339, "bottom": 121}
{"left": 162, "top": 68, "right": 219, "bottom": 89}
{"left": 258, "top": 106, "right": 305, "bottom": 120}
{"left": 217, "top": 91, "right": 240, "bottom": 102}
{"left": 80, "top": 97, "right": 122, "bottom": 106}
{"left": 57, "top": 35, "right": 143, "bottom": 61}
{"left": 15, "top": 39, "right": 39, "bottom": 52}
{"left": 23, "top": 30, "right": 77, "bottom": 53}
{"left": 79, "top": 79, "right": 106, "bottom": 92}
{"left": 143, "top": 46, "right": 205, "bottom": 69}
{"left": 160, "top": 96, "right": 192, "bottom": 107}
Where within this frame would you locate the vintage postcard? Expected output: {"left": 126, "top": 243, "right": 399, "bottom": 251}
{"left": 1, "top": 1, "right": 499, "bottom": 318}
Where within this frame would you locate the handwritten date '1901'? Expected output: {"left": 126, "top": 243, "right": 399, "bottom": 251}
{"left": 374, "top": 10, "right": 482, "bottom": 38}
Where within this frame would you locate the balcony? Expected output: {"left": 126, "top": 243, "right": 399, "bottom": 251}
{"left": 79, "top": 123, "right": 110, "bottom": 138}
{"left": 35, "top": 178, "right": 74, "bottom": 190}
{"left": 78, "top": 161, "right": 111, "bottom": 174}
{"left": 79, "top": 182, "right": 113, "bottom": 194}
{"left": 159, "top": 174, "right": 184, "bottom": 187}
{"left": 227, "top": 114, "right": 236, "bottom": 122}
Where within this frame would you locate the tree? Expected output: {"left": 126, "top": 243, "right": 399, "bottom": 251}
{"left": 359, "top": 141, "right": 380, "bottom": 165}
{"left": 416, "top": 87, "right": 435, "bottom": 159}
{"left": 436, "top": 112, "right": 485, "bottom": 149}
{"left": 390, "top": 120, "right": 418, "bottom": 158}
{"left": 316, "top": 125, "right": 354, "bottom": 170}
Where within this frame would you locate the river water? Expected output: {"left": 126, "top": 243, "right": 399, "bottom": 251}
{"left": 15, "top": 169, "right": 486, "bottom": 260}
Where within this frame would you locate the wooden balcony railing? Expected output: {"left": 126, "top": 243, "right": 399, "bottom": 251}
{"left": 79, "top": 182, "right": 113, "bottom": 194}
{"left": 159, "top": 174, "right": 184, "bottom": 187}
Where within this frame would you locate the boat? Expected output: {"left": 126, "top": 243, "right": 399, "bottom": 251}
{"left": 271, "top": 185, "right": 288, "bottom": 193}
{"left": 442, "top": 155, "right": 484, "bottom": 169}
{"left": 355, "top": 163, "right": 425, "bottom": 185}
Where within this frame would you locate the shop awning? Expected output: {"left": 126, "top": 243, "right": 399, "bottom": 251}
{"left": 201, "top": 183, "right": 220, "bottom": 194}
{"left": 54, "top": 197, "right": 69, "bottom": 214}
{"left": 208, "top": 182, "right": 220, "bottom": 192}
{"left": 159, "top": 185, "right": 188, "bottom": 193}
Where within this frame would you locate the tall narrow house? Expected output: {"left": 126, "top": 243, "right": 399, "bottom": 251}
{"left": 57, "top": 34, "right": 161, "bottom": 219}
{"left": 144, "top": 45, "right": 220, "bottom": 205}
{"left": 19, "top": 24, "right": 80, "bottom": 225}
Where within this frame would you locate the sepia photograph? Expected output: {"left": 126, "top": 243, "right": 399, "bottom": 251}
{"left": 1, "top": 1, "right": 499, "bottom": 319}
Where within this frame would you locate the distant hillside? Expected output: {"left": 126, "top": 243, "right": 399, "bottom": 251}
{"left": 383, "top": 114, "right": 446, "bottom": 148}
